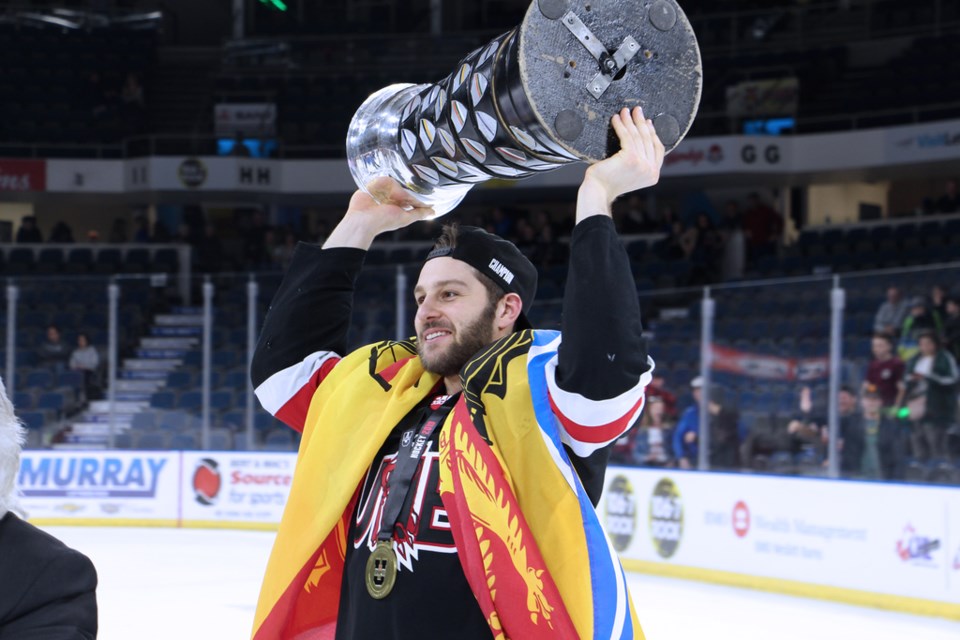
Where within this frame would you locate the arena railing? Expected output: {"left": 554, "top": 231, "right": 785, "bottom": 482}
{"left": 7, "top": 257, "right": 959, "bottom": 484}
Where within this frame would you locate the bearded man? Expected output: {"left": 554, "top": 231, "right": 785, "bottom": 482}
{"left": 251, "top": 107, "right": 662, "bottom": 640}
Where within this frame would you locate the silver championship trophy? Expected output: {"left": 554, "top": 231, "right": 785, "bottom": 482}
{"left": 347, "top": 0, "right": 702, "bottom": 217}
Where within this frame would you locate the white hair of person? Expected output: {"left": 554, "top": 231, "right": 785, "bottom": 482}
{"left": 0, "top": 375, "right": 25, "bottom": 517}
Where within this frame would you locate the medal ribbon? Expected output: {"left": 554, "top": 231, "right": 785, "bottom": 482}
{"left": 376, "top": 392, "right": 459, "bottom": 543}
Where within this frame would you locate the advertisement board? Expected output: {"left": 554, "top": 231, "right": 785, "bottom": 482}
{"left": 214, "top": 103, "right": 277, "bottom": 137}
{"left": 179, "top": 452, "right": 295, "bottom": 528}
{"left": 600, "top": 467, "right": 960, "bottom": 617}
{"left": 46, "top": 159, "right": 125, "bottom": 193}
{"left": 19, "top": 450, "right": 298, "bottom": 529}
{"left": 19, "top": 451, "right": 180, "bottom": 525}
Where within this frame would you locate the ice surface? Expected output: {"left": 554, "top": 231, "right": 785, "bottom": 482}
{"left": 41, "top": 526, "right": 960, "bottom": 640}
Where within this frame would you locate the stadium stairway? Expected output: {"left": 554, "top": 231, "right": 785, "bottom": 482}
{"left": 59, "top": 307, "right": 202, "bottom": 448}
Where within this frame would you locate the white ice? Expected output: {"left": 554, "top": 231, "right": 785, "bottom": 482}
{"left": 40, "top": 525, "right": 960, "bottom": 640}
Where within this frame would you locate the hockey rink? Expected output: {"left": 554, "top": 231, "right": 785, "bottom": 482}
{"left": 42, "top": 526, "right": 960, "bottom": 640}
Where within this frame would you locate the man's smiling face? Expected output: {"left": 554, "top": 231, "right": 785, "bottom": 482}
{"left": 413, "top": 257, "right": 499, "bottom": 378}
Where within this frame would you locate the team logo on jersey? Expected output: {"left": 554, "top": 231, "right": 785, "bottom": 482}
{"left": 353, "top": 444, "right": 456, "bottom": 572}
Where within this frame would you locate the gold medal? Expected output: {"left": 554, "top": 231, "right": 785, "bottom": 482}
{"left": 365, "top": 541, "right": 397, "bottom": 599}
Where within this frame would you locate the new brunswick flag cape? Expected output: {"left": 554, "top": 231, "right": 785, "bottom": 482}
{"left": 252, "top": 331, "right": 645, "bottom": 639}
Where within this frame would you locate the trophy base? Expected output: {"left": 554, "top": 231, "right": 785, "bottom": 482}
{"left": 518, "top": 0, "right": 702, "bottom": 160}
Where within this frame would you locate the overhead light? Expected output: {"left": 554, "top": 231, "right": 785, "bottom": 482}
{"left": 18, "top": 12, "right": 82, "bottom": 30}
{"left": 259, "top": 0, "right": 289, "bottom": 11}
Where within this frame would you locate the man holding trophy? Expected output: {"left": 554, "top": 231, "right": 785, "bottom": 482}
{"left": 250, "top": 1, "right": 700, "bottom": 638}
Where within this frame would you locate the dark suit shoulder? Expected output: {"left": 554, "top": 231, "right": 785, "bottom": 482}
{"left": 0, "top": 513, "right": 98, "bottom": 639}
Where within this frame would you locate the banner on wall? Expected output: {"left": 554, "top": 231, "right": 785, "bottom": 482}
{"left": 726, "top": 77, "right": 799, "bottom": 117}
{"left": 599, "top": 467, "right": 960, "bottom": 608}
{"left": 0, "top": 159, "right": 46, "bottom": 191}
{"left": 711, "top": 344, "right": 829, "bottom": 381}
{"left": 214, "top": 103, "right": 277, "bottom": 137}
{"left": 19, "top": 451, "right": 180, "bottom": 522}
{"left": 885, "top": 120, "right": 960, "bottom": 164}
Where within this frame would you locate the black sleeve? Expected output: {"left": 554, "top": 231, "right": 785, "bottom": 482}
{"left": 555, "top": 215, "right": 649, "bottom": 400}
{"left": 250, "top": 243, "right": 366, "bottom": 388}
{"left": 553, "top": 216, "right": 650, "bottom": 506}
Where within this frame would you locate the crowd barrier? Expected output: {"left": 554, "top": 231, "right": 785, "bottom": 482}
{"left": 600, "top": 465, "right": 960, "bottom": 620}
{"left": 21, "top": 449, "right": 294, "bottom": 530}
{"left": 21, "top": 449, "right": 960, "bottom": 621}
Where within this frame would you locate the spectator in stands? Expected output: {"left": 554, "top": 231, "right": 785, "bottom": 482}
{"left": 230, "top": 131, "right": 252, "bottom": 157}
{"left": 658, "top": 205, "right": 679, "bottom": 235}
{"left": 15, "top": 216, "right": 43, "bottom": 243}
{"left": 872, "top": 286, "right": 909, "bottom": 337}
{"left": 120, "top": 72, "right": 146, "bottom": 134}
{"left": 633, "top": 395, "right": 675, "bottom": 467}
{"left": 272, "top": 228, "right": 299, "bottom": 272}
{"left": 902, "top": 331, "right": 959, "bottom": 462}
{"left": 899, "top": 296, "right": 942, "bottom": 360}
{"left": 839, "top": 384, "right": 906, "bottom": 480}
{"left": 241, "top": 210, "right": 271, "bottom": 267}
{"left": 647, "top": 373, "right": 678, "bottom": 419}
{"left": 49, "top": 221, "right": 75, "bottom": 243}
{"left": 863, "top": 333, "right": 905, "bottom": 409}
{"left": 741, "top": 192, "right": 782, "bottom": 262}
{"left": 151, "top": 220, "right": 172, "bottom": 243}
{"left": 620, "top": 193, "right": 654, "bottom": 233}
{"left": 529, "top": 210, "right": 559, "bottom": 268}
{"left": 69, "top": 333, "right": 101, "bottom": 402}
{"left": 196, "top": 222, "right": 224, "bottom": 273}
{"left": 84, "top": 71, "right": 109, "bottom": 119}
{"left": 673, "top": 378, "right": 703, "bottom": 469}
{"left": 719, "top": 199, "right": 745, "bottom": 280}
{"left": 513, "top": 217, "right": 537, "bottom": 258}
{"left": 108, "top": 218, "right": 128, "bottom": 244}
{"left": 743, "top": 385, "right": 832, "bottom": 472}
{"left": 0, "top": 375, "right": 98, "bottom": 638}
{"left": 935, "top": 179, "right": 959, "bottom": 214}
{"left": 673, "top": 377, "right": 742, "bottom": 470}
{"left": 809, "top": 385, "right": 859, "bottom": 472}
{"left": 943, "top": 296, "right": 960, "bottom": 361}
{"left": 688, "top": 212, "right": 724, "bottom": 284}
{"left": 486, "top": 206, "right": 512, "bottom": 239}
{"left": 655, "top": 218, "right": 690, "bottom": 262}
{"left": 38, "top": 325, "right": 70, "bottom": 375}
{"left": 121, "top": 72, "right": 145, "bottom": 109}
{"left": 132, "top": 215, "right": 151, "bottom": 243}
{"left": 930, "top": 284, "right": 948, "bottom": 321}
{"left": 784, "top": 385, "right": 826, "bottom": 465}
